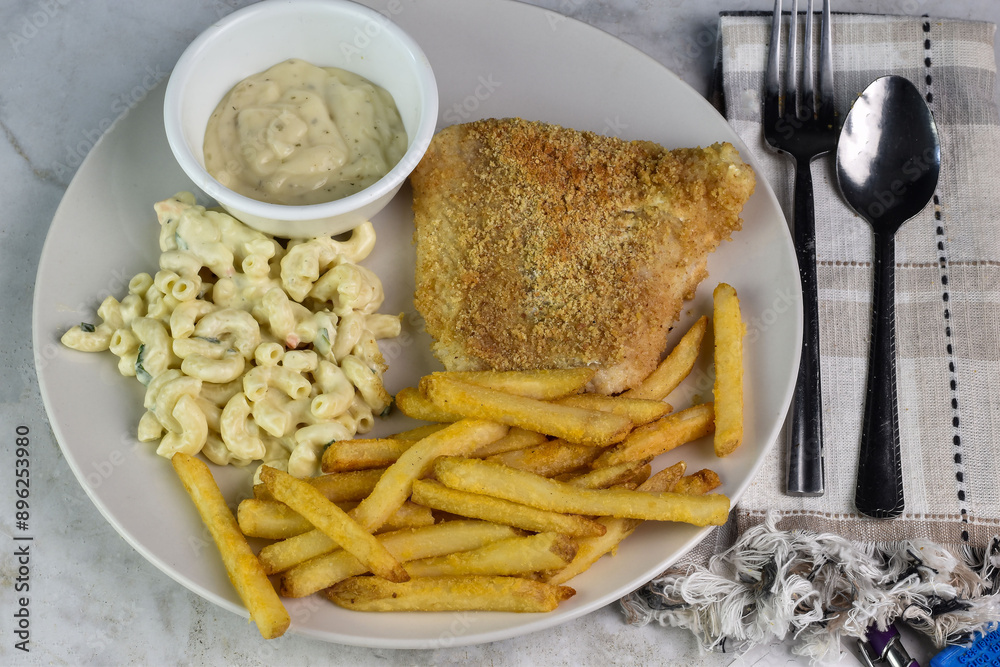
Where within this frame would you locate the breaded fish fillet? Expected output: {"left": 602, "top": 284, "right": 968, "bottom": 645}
{"left": 410, "top": 118, "right": 755, "bottom": 394}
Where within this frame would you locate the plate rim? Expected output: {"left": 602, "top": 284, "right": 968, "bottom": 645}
{"left": 32, "top": 0, "right": 802, "bottom": 649}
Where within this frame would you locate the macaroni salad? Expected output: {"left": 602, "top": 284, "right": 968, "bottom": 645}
{"left": 61, "top": 192, "right": 401, "bottom": 480}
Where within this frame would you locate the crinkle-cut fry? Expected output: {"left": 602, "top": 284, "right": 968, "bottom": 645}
{"left": 435, "top": 457, "right": 728, "bottom": 526}
{"left": 170, "top": 453, "right": 289, "bottom": 639}
{"left": 673, "top": 468, "right": 722, "bottom": 496}
{"left": 405, "top": 532, "right": 576, "bottom": 578}
{"left": 322, "top": 438, "right": 411, "bottom": 472}
{"left": 486, "top": 439, "right": 602, "bottom": 477}
{"left": 624, "top": 315, "right": 708, "bottom": 401}
{"left": 410, "top": 479, "right": 606, "bottom": 537}
{"left": 349, "top": 419, "right": 509, "bottom": 532}
{"left": 253, "top": 468, "right": 385, "bottom": 502}
{"left": 421, "top": 368, "right": 595, "bottom": 400}
{"left": 470, "top": 427, "right": 548, "bottom": 458}
{"left": 592, "top": 403, "right": 715, "bottom": 468}
{"left": 394, "top": 386, "right": 465, "bottom": 422}
{"left": 259, "top": 466, "right": 409, "bottom": 583}
{"left": 555, "top": 394, "right": 671, "bottom": 425}
{"left": 324, "top": 575, "right": 575, "bottom": 612}
{"left": 543, "top": 461, "right": 689, "bottom": 586}
{"left": 713, "top": 283, "right": 745, "bottom": 457}
{"left": 278, "top": 520, "right": 518, "bottom": 596}
{"left": 422, "top": 376, "right": 632, "bottom": 447}
{"left": 566, "top": 460, "right": 653, "bottom": 490}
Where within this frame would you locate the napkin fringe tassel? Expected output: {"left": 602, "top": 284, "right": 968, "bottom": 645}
{"left": 621, "top": 513, "right": 1000, "bottom": 664}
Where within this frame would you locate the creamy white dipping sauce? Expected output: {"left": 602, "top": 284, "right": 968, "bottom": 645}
{"left": 204, "top": 58, "right": 407, "bottom": 206}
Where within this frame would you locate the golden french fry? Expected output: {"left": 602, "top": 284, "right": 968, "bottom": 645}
{"left": 238, "top": 497, "right": 436, "bottom": 540}
{"left": 487, "top": 439, "right": 602, "bottom": 477}
{"left": 544, "top": 461, "right": 689, "bottom": 586}
{"left": 279, "top": 521, "right": 518, "bottom": 596}
{"left": 621, "top": 463, "right": 654, "bottom": 488}
{"left": 253, "top": 468, "right": 386, "bottom": 502}
{"left": 410, "top": 479, "right": 606, "bottom": 537}
{"left": 626, "top": 316, "right": 708, "bottom": 400}
{"left": 422, "top": 368, "right": 595, "bottom": 400}
{"left": 322, "top": 438, "right": 411, "bottom": 472}
{"left": 171, "top": 453, "right": 289, "bottom": 639}
{"left": 390, "top": 423, "right": 450, "bottom": 440}
{"left": 624, "top": 315, "right": 707, "bottom": 401}
{"left": 555, "top": 394, "right": 671, "bottom": 425}
{"left": 470, "top": 427, "right": 549, "bottom": 458}
{"left": 260, "top": 527, "right": 346, "bottom": 575}
{"left": 713, "top": 283, "right": 745, "bottom": 457}
{"left": 643, "top": 460, "right": 688, "bottom": 493}
{"left": 394, "top": 386, "right": 465, "bottom": 422}
{"left": 349, "top": 419, "right": 508, "bottom": 532}
{"left": 673, "top": 468, "right": 722, "bottom": 496}
{"left": 259, "top": 466, "right": 409, "bottom": 583}
{"left": 319, "top": 424, "right": 451, "bottom": 473}
{"left": 322, "top": 428, "right": 550, "bottom": 473}
{"left": 422, "top": 376, "right": 632, "bottom": 446}
{"left": 562, "top": 461, "right": 651, "bottom": 489}
{"left": 405, "top": 532, "right": 576, "bottom": 577}
{"left": 324, "top": 575, "right": 575, "bottom": 612}
{"left": 592, "top": 403, "right": 715, "bottom": 468}
{"left": 374, "top": 500, "right": 436, "bottom": 530}
{"left": 435, "top": 456, "right": 728, "bottom": 526}
{"left": 238, "top": 498, "right": 314, "bottom": 539}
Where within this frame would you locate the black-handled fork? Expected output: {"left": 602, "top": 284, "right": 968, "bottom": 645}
{"left": 762, "top": 0, "right": 838, "bottom": 496}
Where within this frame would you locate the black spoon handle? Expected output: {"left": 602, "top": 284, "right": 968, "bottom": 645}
{"left": 855, "top": 231, "right": 904, "bottom": 518}
{"left": 786, "top": 158, "right": 825, "bottom": 496}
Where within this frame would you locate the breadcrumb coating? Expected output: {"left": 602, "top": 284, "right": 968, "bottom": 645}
{"left": 410, "top": 118, "right": 755, "bottom": 394}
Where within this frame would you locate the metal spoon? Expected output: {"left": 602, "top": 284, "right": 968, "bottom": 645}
{"left": 835, "top": 75, "right": 940, "bottom": 519}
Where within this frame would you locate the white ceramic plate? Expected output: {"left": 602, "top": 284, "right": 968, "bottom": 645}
{"left": 33, "top": 0, "right": 801, "bottom": 649}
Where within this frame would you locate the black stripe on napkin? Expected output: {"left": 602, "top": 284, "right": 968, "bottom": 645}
{"left": 922, "top": 17, "right": 970, "bottom": 542}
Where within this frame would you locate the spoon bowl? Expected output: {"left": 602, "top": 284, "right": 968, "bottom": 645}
{"left": 835, "top": 75, "right": 940, "bottom": 518}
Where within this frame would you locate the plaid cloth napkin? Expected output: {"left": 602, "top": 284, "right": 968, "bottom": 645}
{"left": 623, "top": 12, "right": 1000, "bottom": 662}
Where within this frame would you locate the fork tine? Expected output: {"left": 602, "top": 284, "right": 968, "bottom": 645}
{"left": 802, "top": 0, "right": 815, "bottom": 116}
{"left": 785, "top": 0, "right": 799, "bottom": 118}
{"left": 818, "top": 0, "right": 834, "bottom": 118}
{"left": 765, "top": 0, "right": 782, "bottom": 101}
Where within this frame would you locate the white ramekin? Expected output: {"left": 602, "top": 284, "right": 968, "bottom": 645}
{"left": 163, "top": 0, "right": 438, "bottom": 238}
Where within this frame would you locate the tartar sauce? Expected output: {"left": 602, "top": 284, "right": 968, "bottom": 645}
{"left": 204, "top": 59, "right": 407, "bottom": 206}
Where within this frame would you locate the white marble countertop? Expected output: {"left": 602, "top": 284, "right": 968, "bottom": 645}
{"left": 3, "top": 1, "right": 998, "bottom": 665}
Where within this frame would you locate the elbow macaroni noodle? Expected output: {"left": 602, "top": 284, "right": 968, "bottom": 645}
{"left": 60, "top": 193, "right": 401, "bottom": 479}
